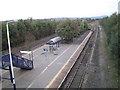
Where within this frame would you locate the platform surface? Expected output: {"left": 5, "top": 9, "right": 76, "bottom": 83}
{"left": 1, "top": 31, "right": 89, "bottom": 88}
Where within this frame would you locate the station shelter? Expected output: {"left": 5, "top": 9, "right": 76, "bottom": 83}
{"left": 46, "top": 36, "right": 61, "bottom": 52}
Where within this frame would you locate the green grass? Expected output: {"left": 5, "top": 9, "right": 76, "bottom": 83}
{"left": 101, "top": 29, "right": 118, "bottom": 87}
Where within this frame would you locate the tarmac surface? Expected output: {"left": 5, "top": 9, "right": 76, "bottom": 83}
{"left": 1, "top": 31, "right": 90, "bottom": 88}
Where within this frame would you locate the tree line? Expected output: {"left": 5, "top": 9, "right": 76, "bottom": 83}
{"left": 2, "top": 19, "right": 89, "bottom": 51}
{"left": 100, "top": 13, "right": 119, "bottom": 60}
{"left": 56, "top": 19, "right": 89, "bottom": 42}
{"left": 2, "top": 19, "right": 59, "bottom": 50}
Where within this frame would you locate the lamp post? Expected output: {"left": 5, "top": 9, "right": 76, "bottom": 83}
{"left": 82, "top": 20, "right": 84, "bottom": 31}
{"left": 6, "top": 22, "right": 16, "bottom": 90}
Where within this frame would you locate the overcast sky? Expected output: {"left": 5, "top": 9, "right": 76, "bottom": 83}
{"left": 0, "top": 0, "right": 119, "bottom": 21}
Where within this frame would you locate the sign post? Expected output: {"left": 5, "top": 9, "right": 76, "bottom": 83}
{"left": 20, "top": 51, "right": 33, "bottom": 61}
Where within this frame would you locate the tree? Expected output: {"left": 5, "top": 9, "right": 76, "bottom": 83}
{"left": 56, "top": 20, "right": 81, "bottom": 42}
{"left": 100, "top": 13, "right": 118, "bottom": 59}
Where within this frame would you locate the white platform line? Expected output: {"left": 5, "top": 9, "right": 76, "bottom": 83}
{"left": 27, "top": 44, "right": 73, "bottom": 88}
{"left": 41, "top": 67, "right": 48, "bottom": 74}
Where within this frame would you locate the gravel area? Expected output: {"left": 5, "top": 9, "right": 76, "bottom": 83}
{"left": 82, "top": 22, "right": 118, "bottom": 88}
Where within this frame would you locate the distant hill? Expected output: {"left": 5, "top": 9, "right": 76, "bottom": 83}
{"left": 43, "top": 15, "right": 108, "bottom": 21}
{"left": 83, "top": 15, "right": 108, "bottom": 19}
{"left": 3, "top": 15, "right": 108, "bottom": 22}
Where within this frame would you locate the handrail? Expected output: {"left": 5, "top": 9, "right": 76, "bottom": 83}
{"left": 1, "top": 54, "right": 33, "bottom": 70}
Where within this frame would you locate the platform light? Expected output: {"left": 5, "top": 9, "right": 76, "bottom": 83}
{"left": 6, "top": 22, "right": 16, "bottom": 89}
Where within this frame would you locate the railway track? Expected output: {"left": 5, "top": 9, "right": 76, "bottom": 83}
{"left": 60, "top": 27, "right": 98, "bottom": 88}
{"left": 46, "top": 29, "right": 99, "bottom": 89}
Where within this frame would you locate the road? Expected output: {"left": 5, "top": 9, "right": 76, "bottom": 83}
{"left": 1, "top": 31, "right": 90, "bottom": 88}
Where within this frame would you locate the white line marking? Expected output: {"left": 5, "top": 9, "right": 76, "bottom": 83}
{"left": 27, "top": 82, "right": 34, "bottom": 88}
{"left": 47, "top": 45, "right": 73, "bottom": 67}
{"left": 41, "top": 67, "right": 48, "bottom": 74}
{"left": 27, "top": 44, "right": 73, "bottom": 88}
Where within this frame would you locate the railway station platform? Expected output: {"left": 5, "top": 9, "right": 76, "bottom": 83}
{"left": 1, "top": 31, "right": 91, "bottom": 88}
